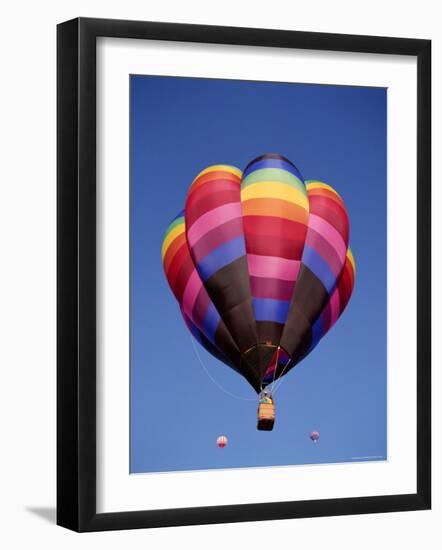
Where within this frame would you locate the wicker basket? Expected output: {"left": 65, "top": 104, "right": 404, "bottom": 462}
{"left": 257, "top": 401, "right": 275, "bottom": 431}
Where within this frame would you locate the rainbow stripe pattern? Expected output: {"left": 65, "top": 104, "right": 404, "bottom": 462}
{"left": 162, "top": 154, "right": 355, "bottom": 391}
{"left": 241, "top": 154, "right": 309, "bottom": 345}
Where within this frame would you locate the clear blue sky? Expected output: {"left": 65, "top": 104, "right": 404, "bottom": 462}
{"left": 130, "top": 75, "right": 386, "bottom": 474}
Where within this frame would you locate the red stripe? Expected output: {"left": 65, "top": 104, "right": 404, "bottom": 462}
{"left": 189, "top": 172, "right": 240, "bottom": 198}
{"left": 346, "top": 261, "right": 355, "bottom": 287}
{"left": 308, "top": 195, "right": 349, "bottom": 244}
{"left": 186, "top": 179, "right": 240, "bottom": 224}
{"left": 186, "top": 188, "right": 240, "bottom": 228}
{"left": 163, "top": 232, "right": 187, "bottom": 273}
{"left": 245, "top": 234, "right": 305, "bottom": 259}
{"left": 338, "top": 267, "right": 354, "bottom": 311}
{"left": 187, "top": 178, "right": 239, "bottom": 205}
{"left": 343, "top": 258, "right": 355, "bottom": 288}
{"left": 173, "top": 256, "right": 195, "bottom": 302}
{"left": 191, "top": 217, "right": 244, "bottom": 263}
{"left": 166, "top": 243, "right": 189, "bottom": 291}
{"left": 308, "top": 187, "right": 345, "bottom": 207}
{"left": 243, "top": 216, "right": 308, "bottom": 240}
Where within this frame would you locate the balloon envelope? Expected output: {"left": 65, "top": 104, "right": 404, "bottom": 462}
{"left": 162, "top": 154, "right": 355, "bottom": 392}
{"left": 217, "top": 435, "right": 228, "bottom": 448}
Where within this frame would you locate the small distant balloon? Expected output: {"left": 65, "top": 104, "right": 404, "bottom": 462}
{"left": 217, "top": 435, "right": 228, "bottom": 448}
{"left": 310, "top": 431, "right": 320, "bottom": 443}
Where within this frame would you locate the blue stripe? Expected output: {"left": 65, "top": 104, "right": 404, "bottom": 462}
{"left": 253, "top": 297, "right": 290, "bottom": 323}
{"left": 202, "top": 302, "right": 220, "bottom": 344}
{"left": 243, "top": 158, "right": 304, "bottom": 182}
{"left": 188, "top": 320, "right": 203, "bottom": 343}
{"left": 310, "top": 314, "right": 323, "bottom": 350}
{"left": 187, "top": 317, "right": 227, "bottom": 363}
{"left": 192, "top": 329, "right": 225, "bottom": 363}
{"left": 302, "top": 245, "right": 337, "bottom": 293}
{"left": 197, "top": 236, "right": 246, "bottom": 281}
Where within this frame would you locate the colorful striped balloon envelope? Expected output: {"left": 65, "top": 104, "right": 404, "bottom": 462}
{"left": 162, "top": 154, "right": 355, "bottom": 393}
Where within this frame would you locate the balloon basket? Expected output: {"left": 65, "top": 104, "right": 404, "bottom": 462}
{"left": 257, "top": 401, "right": 275, "bottom": 431}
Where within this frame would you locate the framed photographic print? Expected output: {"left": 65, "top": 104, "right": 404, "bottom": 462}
{"left": 57, "top": 17, "right": 431, "bottom": 531}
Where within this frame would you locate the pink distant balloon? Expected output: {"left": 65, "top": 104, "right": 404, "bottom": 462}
{"left": 310, "top": 431, "right": 320, "bottom": 443}
{"left": 217, "top": 435, "right": 228, "bottom": 448}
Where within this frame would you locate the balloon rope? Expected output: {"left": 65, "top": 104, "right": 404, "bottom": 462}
{"left": 270, "top": 356, "right": 292, "bottom": 395}
{"left": 189, "top": 335, "right": 257, "bottom": 402}
{"left": 269, "top": 346, "right": 281, "bottom": 395}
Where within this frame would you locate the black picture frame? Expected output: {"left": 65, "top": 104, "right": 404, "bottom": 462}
{"left": 57, "top": 17, "right": 431, "bottom": 532}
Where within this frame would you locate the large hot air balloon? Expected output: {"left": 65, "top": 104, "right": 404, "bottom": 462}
{"left": 162, "top": 154, "right": 355, "bottom": 430}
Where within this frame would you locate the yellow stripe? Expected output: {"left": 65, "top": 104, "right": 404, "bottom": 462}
{"left": 306, "top": 180, "right": 341, "bottom": 198}
{"left": 241, "top": 182, "right": 309, "bottom": 211}
{"left": 161, "top": 224, "right": 185, "bottom": 259}
{"left": 192, "top": 164, "right": 242, "bottom": 182}
{"left": 242, "top": 179, "right": 306, "bottom": 195}
{"left": 347, "top": 248, "right": 356, "bottom": 272}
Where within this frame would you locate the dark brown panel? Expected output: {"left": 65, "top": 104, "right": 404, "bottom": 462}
{"left": 280, "top": 303, "right": 312, "bottom": 359}
{"left": 204, "top": 256, "right": 258, "bottom": 352}
{"left": 255, "top": 321, "right": 284, "bottom": 347}
{"left": 290, "top": 265, "right": 329, "bottom": 324}
{"left": 243, "top": 343, "right": 281, "bottom": 381}
{"left": 213, "top": 322, "right": 261, "bottom": 391}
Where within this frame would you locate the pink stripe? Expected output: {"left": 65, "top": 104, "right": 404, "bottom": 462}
{"left": 306, "top": 227, "right": 344, "bottom": 277}
{"left": 192, "top": 287, "right": 210, "bottom": 326}
{"left": 191, "top": 217, "right": 244, "bottom": 264}
{"left": 308, "top": 214, "right": 347, "bottom": 262}
{"left": 250, "top": 276, "right": 294, "bottom": 301}
{"left": 187, "top": 202, "right": 242, "bottom": 245}
{"left": 247, "top": 254, "right": 300, "bottom": 282}
{"left": 328, "top": 289, "right": 340, "bottom": 328}
{"left": 182, "top": 269, "right": 203, "bottom": 318}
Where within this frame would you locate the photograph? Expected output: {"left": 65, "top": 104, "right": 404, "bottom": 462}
{"left": 130, "top": 75, "right": 387, "bottom": 474}
{"left": 0, "top": 1, "right": 433, "bottom": 545}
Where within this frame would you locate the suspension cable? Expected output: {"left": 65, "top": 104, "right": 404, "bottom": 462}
{"left": 269, "top": 346, "right": 281, "bottom": 395}
{"left": 189, "top": 335, "right": 257, "bottom": 402}
{"left": 270, "top": 355, "right": 292, "bottom": 395}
